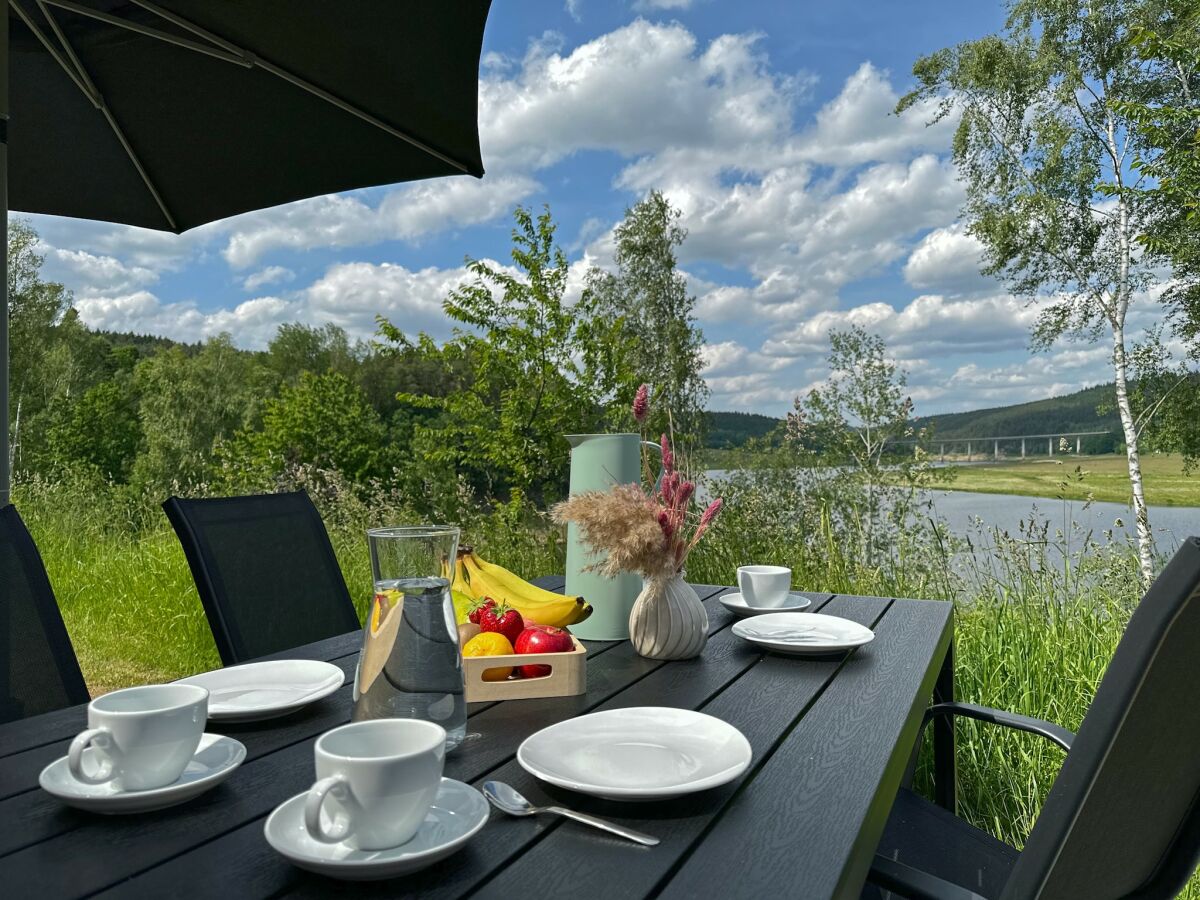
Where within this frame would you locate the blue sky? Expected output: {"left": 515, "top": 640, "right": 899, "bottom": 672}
{"left": 31, "top": 0, "right": 1129, "bottom": 417}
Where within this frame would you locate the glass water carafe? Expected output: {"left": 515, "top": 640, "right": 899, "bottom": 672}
{"left": 353, "top": 526, "right": 465, "bottom": 750}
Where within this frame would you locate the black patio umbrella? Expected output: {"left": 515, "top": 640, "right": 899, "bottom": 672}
{"left": 0, "top": 0, "right": 492, "bottom": 503}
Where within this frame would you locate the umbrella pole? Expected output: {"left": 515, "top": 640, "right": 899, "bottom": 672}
{"left": 1, "top": 0, "right": 9, "bottom": 508}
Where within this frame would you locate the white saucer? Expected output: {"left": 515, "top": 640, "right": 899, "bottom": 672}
{"left": 265, "top": 778, "right": 489, "bottom": 880}
{"left": 719, "top": 591, "right": 812, "bottom": 617}
{"left": 39, "top": 733, "right": 246, "bottom": 814}
{"left": 518, "top": 707, "right": 752, "bottom": 801}
{"left": 177, "top": 660, "right": 345, "bottom": 722}
{"left": 732, "top": 612, "right": 874, "bottom": 655}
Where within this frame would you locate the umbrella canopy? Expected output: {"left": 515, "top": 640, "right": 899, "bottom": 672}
{"left": 0, "top": 0, "right": 492, "bottom": 501}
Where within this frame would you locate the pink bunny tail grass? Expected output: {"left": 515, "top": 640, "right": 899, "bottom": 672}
{"left": 660, "top": 432, "right": 674, "bottom": 473}
{"left": 677, "top": 480, "right": 695, "bottom": 507}
{"left": 699, "top": 497, "right": 723, "bottom": 526}
{"left": 657, "top": 509, "right": 674, "bottom": 539}
{"left": 633, "top": 383, "right": 650, "bottom": 424}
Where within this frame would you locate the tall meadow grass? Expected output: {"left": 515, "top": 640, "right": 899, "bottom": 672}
{"left": 12, "top": 466, "right": 1195, "bottom": 895}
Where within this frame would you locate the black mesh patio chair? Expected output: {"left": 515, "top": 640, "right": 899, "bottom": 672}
{"left": 0, "top": 505, "right": 89, "bottom": 724}
{"left": 866, "top": 537, "right": 1200, "bottom": 900}
{"left": 163, "top": 491, "right": 361, "bottom": 665}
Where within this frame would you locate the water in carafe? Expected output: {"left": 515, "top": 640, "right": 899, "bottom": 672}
{"left": 352, "top": 573, "right": 466, "bottom": 750}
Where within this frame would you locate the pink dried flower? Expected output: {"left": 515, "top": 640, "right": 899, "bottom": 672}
{"left": 632, "top": 383, "right": 650, "bottom": 424}
{"left": 677, "top": 481, "right": 695, "bottom": 507}
{"left": 688, "top": 498, "right": 723, "bottom": 550}
{"left": 699, "top": 497, "right": 723, "bottom": 526}
{"left": 657, "top": 509, "right": 674, "bottom": 538}
{"left": 660, "top": 432, "right": 673, "bottom": 474}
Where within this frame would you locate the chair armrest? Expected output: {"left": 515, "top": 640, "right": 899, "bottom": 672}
{"left": 926, "top": 702, "right": 1074, "bottom": 752}
{"left": 870, "top": 855, "right": 990, "bottom": 900}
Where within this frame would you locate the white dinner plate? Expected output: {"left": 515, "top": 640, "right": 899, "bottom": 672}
{"left": 732, "top": 612, "right": 874, "bottom": 655}
{"left": 265, "top": 778, "right": 488, "bottom": 881}
{"left": 517, "top": 707, "right": 752, "bottom": 801}
{"left": 177, "top": 659, "right": 345, "bottom": 722}
{"left": 40, "top": 733, "right": 245, "bottom": 814}
{"left": 719, "top": 591, "right": 812, "bottom": 618}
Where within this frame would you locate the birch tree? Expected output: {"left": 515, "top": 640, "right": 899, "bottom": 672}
{"left": 898, "top": 0, "right": 1174, "bottom": 585}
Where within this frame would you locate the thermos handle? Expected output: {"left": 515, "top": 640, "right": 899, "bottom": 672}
{"left": 642, "top": 440, "right": 665, "bottom": 492}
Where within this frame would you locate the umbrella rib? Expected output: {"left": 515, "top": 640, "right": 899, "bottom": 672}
{"left": 127, "top": 0, "right": 478, "bottom": 176}
{"left": 27, "top": 0, "right": 179, "bottom": 230}
{"left": 40, "top": 0, "right": 251, "bottom": 68}
{"left": 9, "top": 0, "right": 99, "bottom": 106}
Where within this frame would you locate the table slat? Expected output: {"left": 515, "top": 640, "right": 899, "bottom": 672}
{"left": 658, "top": 599, "right": 952, "bottom": 900}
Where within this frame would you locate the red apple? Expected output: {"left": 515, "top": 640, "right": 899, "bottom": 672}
{"left": 514, "top": 624, "right": 573, "bottom": 678}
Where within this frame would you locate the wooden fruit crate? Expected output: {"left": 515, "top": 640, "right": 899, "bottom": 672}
{"left": 463, "top": 635, "right": 587, "bottom": 702}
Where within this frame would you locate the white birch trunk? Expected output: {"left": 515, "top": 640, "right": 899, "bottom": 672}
{"left": 1112, "top": 325, "right": 1154, "bottom": 586}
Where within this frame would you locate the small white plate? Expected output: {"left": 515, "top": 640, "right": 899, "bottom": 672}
{"left": 177, "top": 660, "right": 345, "bottom": 722}
{"left": 719, "top": 591, "right": 812, "bottom": 618}
{"left": 39, "top": 733, "right": 246, "bottom": 814}
{"left": 518, "top": 707, "right": 752, "bottom": 801}
{"left": 732, "top": 612, "right": 874, "bottom": 655}
{"left": 265, "top": 778, "right": 488, "bottom": 881}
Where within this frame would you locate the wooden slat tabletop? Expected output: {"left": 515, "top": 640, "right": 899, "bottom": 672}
{"left": 0, "top": 578, "right": 952, "bottom": 900}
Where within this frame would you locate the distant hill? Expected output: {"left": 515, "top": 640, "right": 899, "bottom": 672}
{"left": 913, "top": 384, "right": 1121, "bottom": 453}
{"left": 704, "top": 411, "right": 782, "bottom": 448}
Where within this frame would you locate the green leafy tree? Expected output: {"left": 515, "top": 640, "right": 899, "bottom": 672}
{"left": 379, "top": 206, "right": 607, "bottom": 508}
{"left": 787, "top": 327, "right": 939, "bottom": 565}
{"left": 133, "top": 336, "right": 274, "bottom": 491}
{"left": 898, "top": 0, "right": 1180, "bottom": 584}
{"left": 220, "top": 371, "right": 390, "bottom": 484}
{"left": 267, "top": 322, "right": 358, "bottom": 383}
{"left": 7, "top": 219, "right": 73, "bottom": 466}
{"left": 1118, "top": 6, "right": 1200, "bottom": 341}
{"left": 46, "top": 377, "right": 142, "bottom": 480}
{"left": 582, "top": 191, "right": 709, "bottom": 458}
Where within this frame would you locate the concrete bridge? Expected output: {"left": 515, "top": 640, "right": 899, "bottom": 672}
{"left": 894, "top": 431, "right": 1111, "bottom": 461}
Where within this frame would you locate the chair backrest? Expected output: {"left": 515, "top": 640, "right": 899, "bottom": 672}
{"left": 0, "top": 505, "right": 89, "bottom": 724}
{"left": 163, "top": 491, "right": 361, "bottom": 664}
{"left": 1003, "top": 537, "right": 1200, "bottom": 900}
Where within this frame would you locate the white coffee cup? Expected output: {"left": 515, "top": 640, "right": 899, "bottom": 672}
{"left": 305, "top": 719, "right": 446, "bottom": 850}
{"left": 68, "top": 683, "right": 208, "bottom": 791}
{"left": 737, "top": 565, "right": 793, "bottom": 608}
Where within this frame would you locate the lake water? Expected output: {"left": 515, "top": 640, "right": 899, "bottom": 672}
{"left": 705, "top": 469, "right": 1200, "bottom": 551}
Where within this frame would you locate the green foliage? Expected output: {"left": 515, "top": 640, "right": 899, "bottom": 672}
{"left": 219, "top": 371, "right": 391, "bottom": 485}
{"left": 379, "top": 205, "right": 608, "bottom": 510}
{"left": 132, "top": 336, "right": 275, "bottom": 492}
{"left": 267, "top": 322, "right": 358, "bottom": 383}
{"left": 1117, "top": 5, "right": 1200, "bottom": 342}
{"left": 582, "top": 191, "right": 709, "bottom": 458}
{"left": 46, "top": 377, "right": 142, "bottom": 480}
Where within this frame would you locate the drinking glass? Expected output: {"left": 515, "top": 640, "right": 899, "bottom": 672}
{"left": 352, "top": 526, "right": 465, "bottom": 750}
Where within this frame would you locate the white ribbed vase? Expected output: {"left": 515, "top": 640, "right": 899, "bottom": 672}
{"left": 628, "top": 574, "right": 708, "bottom": 660}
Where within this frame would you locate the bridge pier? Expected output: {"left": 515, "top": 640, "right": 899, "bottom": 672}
{"left": 1076, "top": 436, "right": 1081, "bottom": 455}
{"left": 994, "top": 439, "right": 999, "bottom": 460}
{"left": 966, "top": 441, "right": 971, "bottom": 461}
{"left": 1021, "top": 438, "right": 1026, "bottom": 458}
{"left": 939, "top": 443, "right": 944, "bottom": 461}
{"left": 1048, "top": 437, "right": 1053, "bottom": 457}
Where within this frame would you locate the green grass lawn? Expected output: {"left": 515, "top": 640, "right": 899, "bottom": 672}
{"left": 945, "top": 453, "right": 1200, "bottom": 506}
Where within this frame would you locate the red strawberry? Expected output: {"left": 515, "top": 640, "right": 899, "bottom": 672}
{"left": 479, "top": 603, "right": 524, "bottom": 645}
{"left": 467, "top": 597, "right": 497, "bottom": 625}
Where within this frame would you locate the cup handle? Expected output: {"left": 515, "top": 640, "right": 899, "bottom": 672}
{"left": 304, "top": 775, "right": 355, "bottom": 844}
{"left": 68, "top": 728, "right": 114, "bottom": 785}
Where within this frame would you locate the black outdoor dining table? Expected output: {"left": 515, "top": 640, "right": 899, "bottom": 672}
{"left": 0, "top": 579, "right": 954, "bottom": 900}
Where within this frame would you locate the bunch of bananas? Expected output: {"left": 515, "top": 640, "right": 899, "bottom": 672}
{"left": 452, "top": 549, "right": 591, "bottom": 628}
